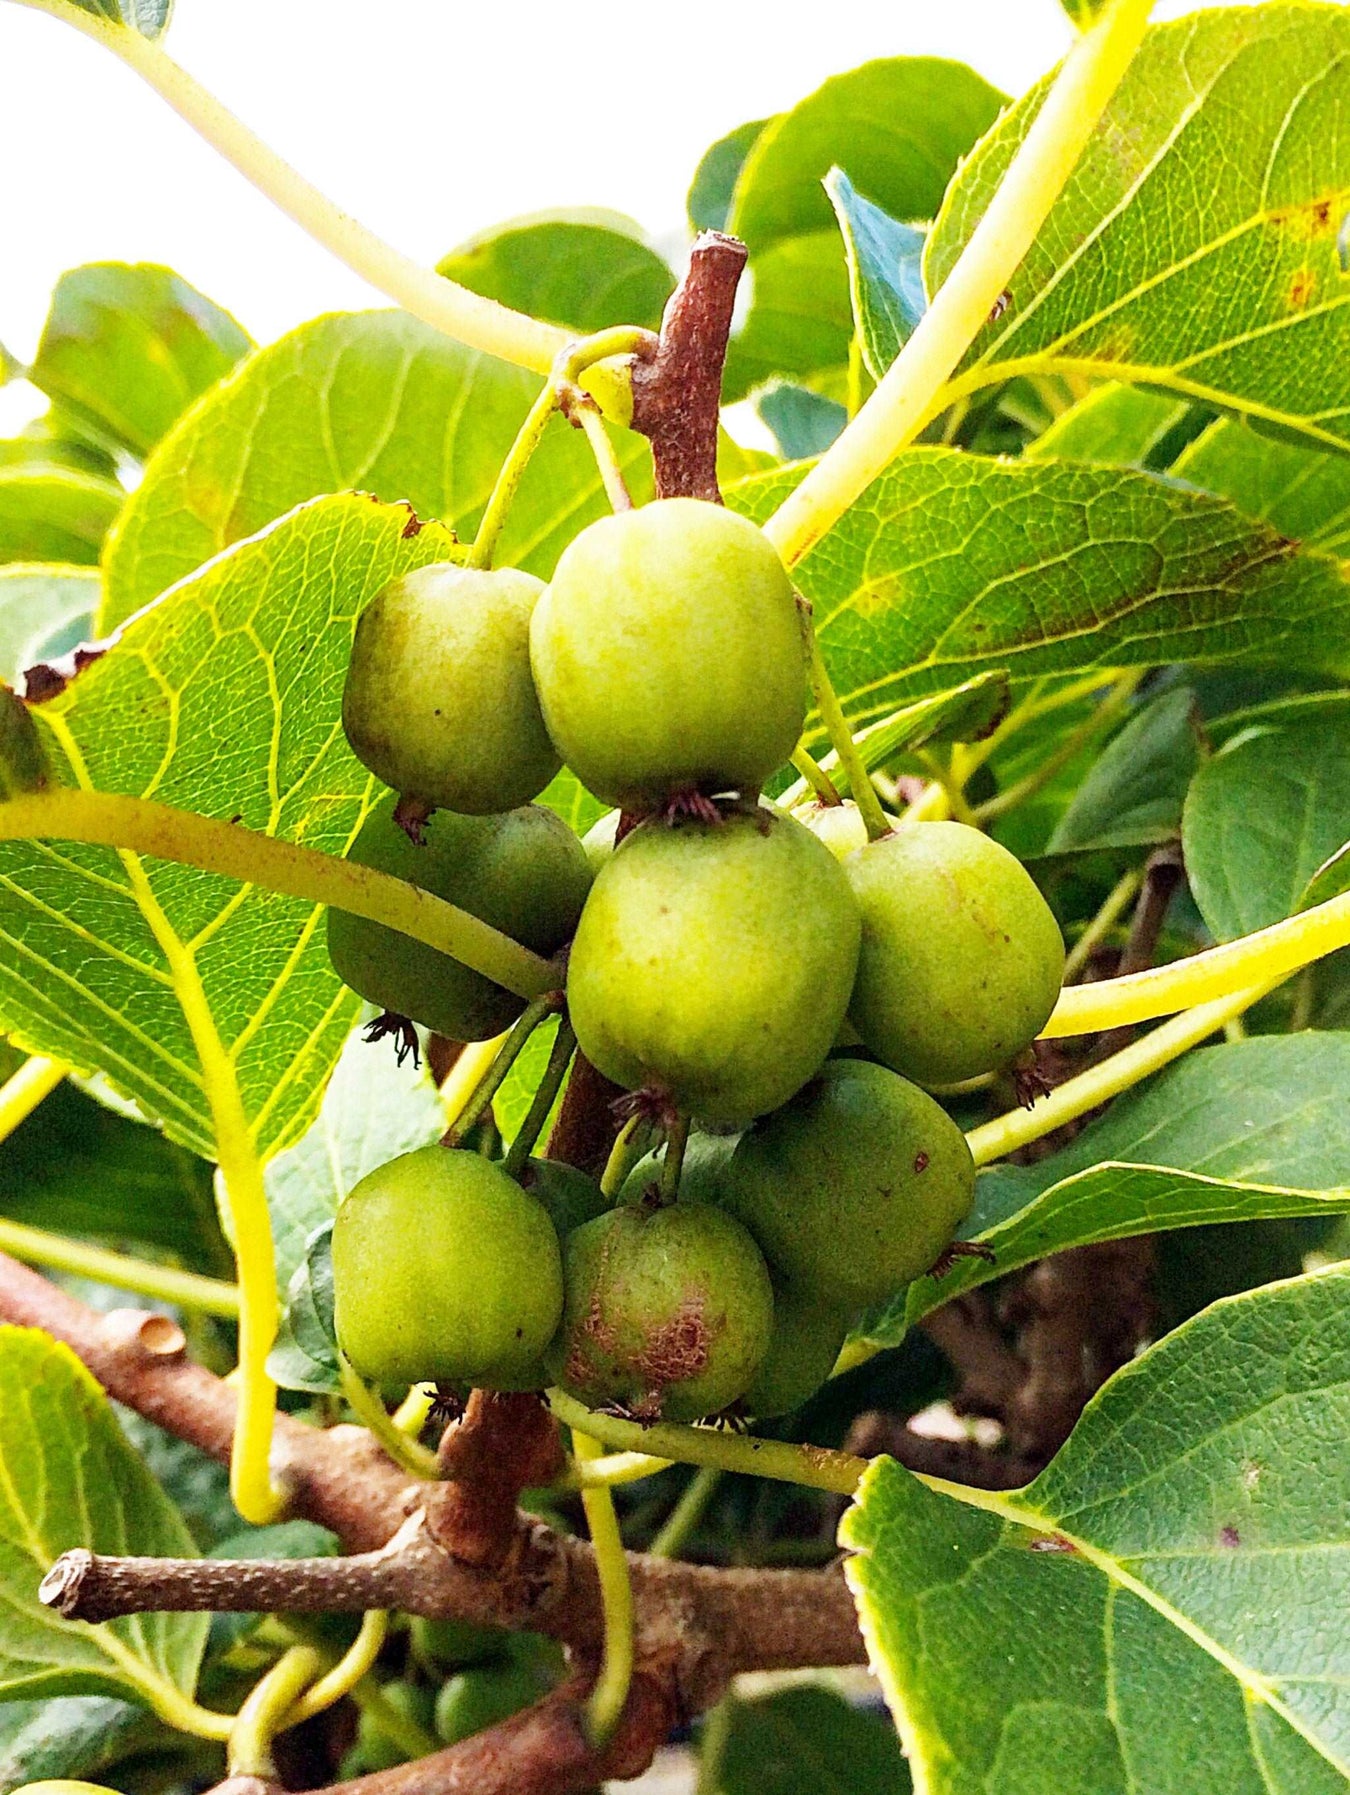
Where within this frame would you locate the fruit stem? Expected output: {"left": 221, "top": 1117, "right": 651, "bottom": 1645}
{"left": 600, "top": 1115, "right": 646, "bottom": 1201}
{"left": 572, "top": 1429, "right": 636, "bottom": 1749}
{"left": 648, "top": 1465, "right": 721, "bottom": 1559}
{"left": 548, "top": 1390, "right": 867, "bottom": 1496}
{"left": 800, "top": 610, "right": 890, "bottom": 840}
{"left": 761, "top": 0, "right": 1157, "bottom": 566}
{"left": 466, "top": 381, "right": 561, "bottom": 570}
{"left": 1062, "top": 866, "right": 1146, "bottom": 983}
{"left": 338, "top": 1353, "right": 441, "bottom": 1480}
{"left": 0, "top": 1054, "right": 67, "bottom": 1143}
{"left": 971, "top": 980, "right": 1275, "bottom": 1168}
{"left": 228, "top": 1643, "right": 324, "bottom": 1778}
{"left": 392, "top": 1382, "right": 437, "bottom": 1437}
{"left": 444, "top": 996, "right": 560, "bottom": 1146}
{"left": 548, "top": 1447, "right": 674, "bottom": 1491}
{"left": 284, "top": 1610, "right": 390, "bottom": 1728}
{"left": 0, "top": 787, "right": 563, "bottom": 1005}
{"left": 502, "top": 1017, "right": 577, "bottom": 1178}
{"left": 789, "top": 745, "right": 843, "bottom": 807}
{"left": 658, "top": 1114, "right": 691, "bottom": 1204}
{"left": 10, "top": 3, "right": 647, "bottom": 412}
{"left": 571, "top": 399, "right": 636, "bottom": 513}
{"left": 0, "top": 1217, "right": 240, "bottom": 1317}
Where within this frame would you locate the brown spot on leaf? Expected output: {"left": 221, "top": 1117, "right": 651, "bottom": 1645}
{"left": 1288, "top": 265, "right": 1319, "bottom": 310}
{"left": 1029, "top": 1533, "right": 1076, "bottom": 1554}
{"left": 1219, "top": 1525, "right": 1241, "bottom": 1548}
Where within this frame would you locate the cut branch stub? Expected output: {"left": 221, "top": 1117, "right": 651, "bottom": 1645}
{"left": 629, "top": 230, "right": 748, "bottom": 503}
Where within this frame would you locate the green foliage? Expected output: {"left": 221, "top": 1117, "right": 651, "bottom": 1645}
{"left": 0, "top": 465, "right": 121, "bottom": 567}
{"left": 828, "top": 171, "right": 927, "bottom": 379}
{"left": 29, "top": 264, "right": 249, "bottom": 459}
{"left": 102, "top": 311, "right": 653, "bottom": 629}
{"left": 860, "top": 1031, "right": 1350, "bottom": 1347}
{"left": 439, "top": 210, "right": 674, "bottom": 335}
{"left": 1184, "top": 716, "right": 1350, "bottom": 939}
{"left": 0, "top": 1328, "right": 205, "bottom": 1705}
{"left": 928, "top": 8, "right": 1350, "bottom": 448}
{"left": 733, "top": 451, "right": 1350, "bottom": 742}
{"left": 845, "top": 1268, "right": 1350, "bottom": 1790}
{"left": 699, "top": 1683, "right": 912, "bottom": 1794}
{"left": 1046, "top": 687, "right": 1200, "bottom": 854}
{"left": 0, "top": 495, "right": 454, "bottom": 1157}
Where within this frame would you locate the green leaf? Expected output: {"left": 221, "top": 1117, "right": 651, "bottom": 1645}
{"left": 0, "top": 1079, "right": 222, "bottom": 1269}
{"left": 0, "top": 465, "right": 121, "bottom": 568}
{"left": 22, "top": 0, "right": 173, "bottom": 35}
{"left": 699, "top": 1684, "right": 911, "bottom": 1795}
{"left": 537, "top": 767, "right": 606, "bottom": 839}
{"left": 102, "top": 310, "right": 653, "bottom": 630}
{"left": 493, "top": 1014, "right": 564, "bottom": 1150}
{"left": 0, "top": 494, "right": 456, "bottom": 1159}
{"left": 270, "top": 1225, "right": 339, "bottom": 1396}
{"left": 1026, "top": 383, "right": 1199, "bottom": 470}
{"left": 927, "top": 8, "right": 1350, "bottom": 452}
{"left": 1302, "top": 842, "right": 1350, "bottom": 914}
{"left": 1175, "top": 417, "right": 1350, "bottom": 556}
{"left": 720, "top": 58, "right": 1003, "bottom": 403}
{"left": 1060, "top": 0, "right": 1106, "bottom": 22}
{"left": 438, "top": 211, "right": 673, "bottom": 337}
{"left": 755, "top": 386, "right": 847, "bottom": 461}
{"left": 30, "top": 265, "right": 250, "bottom": 460}
{"left": 0, "top": 1697, "right": 151, "bottom": 1794}
{"left": 860, "top": 1032, "right": 1350, "bottom": 1346}
{"left": 827, "top": 170, "right": 927, "bottom": 381}
{"left": 730, "top": 59, "right": 1004, "bottom": 254}
{"left": 688, "top": 119, "right": 772, "bottom": 234}
{"left": 1183, "top": 717, "right": 1350, "bottom": 940}
{"left": 723, "top": 233, "right": 854, "bottom": 403}
{"left": 1046, "top": 687, "right": 1199, "bottom": 853}
{"left": 0, "top": 1326, "right": 206, "bottom": 1704}
{"left": 846, "top": 1267, "right": 1350, "bottom": 1791}
{"left": 729, "top": 452, "right": 1350, "bottom": 739}
{"left": 0, "top": 566, "right": 98, "bottom": 686}
{"left": 822, "top": 675, "right": 1012, "bottom": 803}
{"left": 264, "top": 1023, "right": 445, "bottom": 1295}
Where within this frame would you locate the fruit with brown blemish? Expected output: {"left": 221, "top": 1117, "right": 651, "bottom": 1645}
{"left": 343, "top": 561, "right": 558, "bottom": 815}
{"left": 845, "top": 821, "right": 1065, "bottom": 1086}
{"left": 326, "top": 796, "right": 591, "bottom": 1042}
{"left": 546, "top": 1200, "right": 774, "bottom": 1422}
{"left": 529, "top": 498, "right": 806, "bottom": 812}
{"left": 332, "top": 1145, "right": 563, "bottom": 1388}
{"left": 566, "top": 808, "right": 861, "bottom": 1125}
{"left": 719, "top": 1058, "right": 975, "bottom": 1309}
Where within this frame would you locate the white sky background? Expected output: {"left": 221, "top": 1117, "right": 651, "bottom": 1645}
{"left": 0, "top": 0, "right": 1255, "bottom": 414}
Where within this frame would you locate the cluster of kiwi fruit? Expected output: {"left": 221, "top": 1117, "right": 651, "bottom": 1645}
{"left": 328, "top": 497, "right": 1065, "bottom": 1424}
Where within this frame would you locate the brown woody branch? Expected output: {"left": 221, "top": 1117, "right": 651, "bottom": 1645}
{"left": 629, "top": 229, "right": 747, "bottom": 503}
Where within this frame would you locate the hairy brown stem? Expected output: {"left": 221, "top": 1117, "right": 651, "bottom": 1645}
{"left": 629, "top": 230, "right": 747, "bottom": 503}
{"left": 428, "top": 1390, "right": 565, "bottom": 1568}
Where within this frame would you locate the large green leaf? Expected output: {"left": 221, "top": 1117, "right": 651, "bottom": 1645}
{"left": 0, "top": 1696, "right": 150, "bottom": 1794}
{"left": 0, "top": 494, "right": 455, "bottom": 1159}
{"left": 438, "top": 211, "right": 673, "bottom": 336}
{"left": 688, "top": 118, "right": 772, "bottom": 234}
{"left": 1175, "top": 418, "right": 1350, "bottom": 556}
{"left": 0, "top": 566, "right": 98, "bottom": 685}
{"left": 1026, "top": 384, "right": 1199, "bottom": 470}
{"left": 0, "top": 465, "right": 121, "bottom": 568}
{"left": 827, "top": 171, "right": 927, "bottom": 381}
{"left": 30, "top": 265, "right": 250, "bottom": 460}
{"left": 756, "top": 385, "right": 848, "bottom": 461}
{"left": 927, "top": 8, "right": 1350, "bottom": 452}
{"left": 729, "top": 452, "right": 1350, "bottom": 739}
{"left": 265, "top": 1023, "right": 445, "bottom": 1295}
{"left": 101, "top": 310, "right": 653, "bottom": 629}
{"left": 730, "top": 59, "right": 1004, "bottom": 253}
{"left": 699, "top": 1683, "right": 911, "bottom": 1795}
{"left": 846, "top": 1270, "right": 1350, "bottom": 1787}
{"left": 0, "top": 1326, "right": 206, "bottom": 1704}
{"left": 720, "top": 58, "right": 1003, "bottom": 402}
{"left": 1046, "top": 686, "right": 1199, "bottom": 854}
{"left": 1183, "top": 717, "right": 1350, "bottom": 940}
{"left": 859, "top": 1032, "right": 1350, "bottom": 1346}
{"left": 0, "top": 1079, "right": 221, "bottom": 1268}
